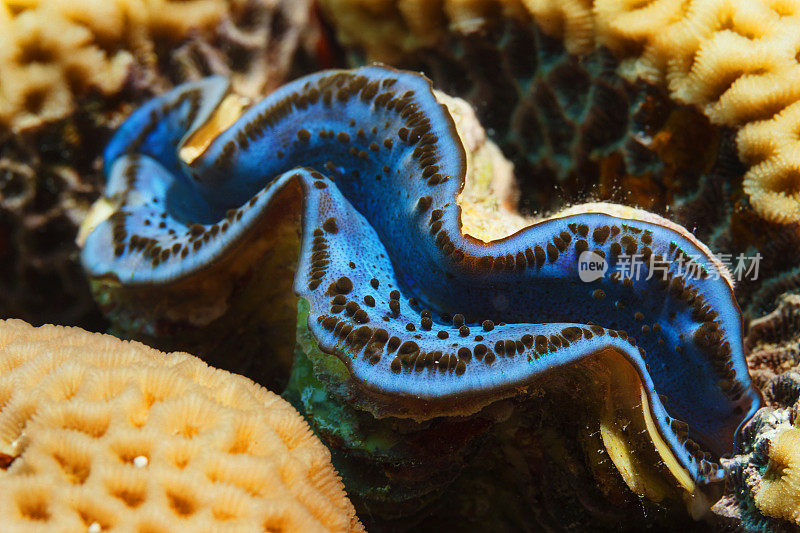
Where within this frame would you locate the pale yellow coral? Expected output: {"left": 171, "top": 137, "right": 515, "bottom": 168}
{"left": 320, "top": 0, "right": 800, "bottom": 222}
{"left": 0, "top": 319, "right": 363, "bottom": 533}
{"left": 0, "top": 2, "right": 133, "bottom": 130}
{"left": 739, "top": 101, "right": 800, "bottom": 223}
{"left": 754, "top": 427, "right": 800, "bottom": 524}
{"left": 0, "top": 0, "right": 260, "bottom": 131}
{"left": 565, "top": 0, "right": 800, "bottom": 223}
{"left": 522, "top": 0, "right": 595, "bottom": 53}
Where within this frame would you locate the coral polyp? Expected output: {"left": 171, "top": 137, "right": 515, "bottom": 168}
{"left": 80, "top": 66, "right": 762, "bottom": 526}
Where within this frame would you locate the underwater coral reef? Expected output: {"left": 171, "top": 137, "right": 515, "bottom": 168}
{"left": 78, "top": 65, "right": 760, "bottom": 529}
{"left": 0, "top": 319, "right": 363, "bottom": 531}
{"left": 321, "top": 0, "right": 800, "bottom": 224}
{"left": 0, "top": 0, "right": 323, "bottom": 328}
{"left": 8, "top": 0, "right": 800, "bottom": 531}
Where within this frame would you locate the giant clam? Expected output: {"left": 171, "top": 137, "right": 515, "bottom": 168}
{"left": 79, "top": 66, "right": 762, "bottom": 528}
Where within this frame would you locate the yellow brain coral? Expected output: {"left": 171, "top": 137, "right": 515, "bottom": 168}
{"left": 0, "top": 0, "right": 250, "bottom": 131}
{"left": 593, "top": 0, "right": 800, "bottom": 224}
{"left": 0, "top": 319, "right": 362, "bottom": 533}
{"left": 319, "top": 0, "right": 800, "bottom": 223}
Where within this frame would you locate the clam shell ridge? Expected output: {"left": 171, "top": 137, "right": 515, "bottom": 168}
{"left": 81, "top": 66, "right": 762, "bottom": 490}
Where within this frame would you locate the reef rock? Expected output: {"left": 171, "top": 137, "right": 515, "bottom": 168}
{"left": 715, "top": 368, "right": 800, "bottom": 532}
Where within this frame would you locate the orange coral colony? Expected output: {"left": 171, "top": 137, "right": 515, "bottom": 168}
{"left": 0, "top": 319, "right": 362, "bottom": 533}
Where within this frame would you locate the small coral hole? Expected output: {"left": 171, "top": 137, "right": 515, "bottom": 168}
{"left": 0, "top": 452, "right": 16, "bottom": 470}
{"left": 111, "top": 440, "right": 151, "bottom": 467}
{"left": 53, "top": 451, "right": 91, "bottom": 484}
{"left": 771, "top": 169, "right": 800, "bottom": 197}
{"left": 166, "top": 489, "right": 198, "bottom": 517}
{"left": 60, "top": 407, "right": 109, "bottom": 439}
{"left": 111, "top": 486, "right": 147, "bottom": 509}
{"left": 213, "top": 509, "right": 236, "bottom": 521}
{"left": 164, "top": 439, "right": 200, "bottom": 470}
{"left": 263, "top": 514, "right": 287, "bottom": 533}
{"left": 178, "top": 423, "right": 200, "bottom": 438}
{"left": 172, "top": 455, "right": 190, "bottom": 469}
{"left": 22, "top": 89, "right": 48, "bottom": 115}
{"left": 716, "top": 15, "right": 760, "bottom": 40}
{"left": 627, "top": 0, "right": 652, "bottom": 10}
{"left": 228, "top": 421, "right": 258, "bottom": 455}
{"left": 16, "top": 490, "right": 50, "bottom": 521}
{"left": 76, "top": 508, "right": 112, "bottom": 531}
{"left": 16, "top": 42, "right": 57, "bottom": 65}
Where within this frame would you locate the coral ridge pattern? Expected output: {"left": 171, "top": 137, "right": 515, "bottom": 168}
{"left": 81, "top": 66, "right": 762, "bottom": 503}
{"left": 0, "top": 319, "right": 362, "bottom": 532}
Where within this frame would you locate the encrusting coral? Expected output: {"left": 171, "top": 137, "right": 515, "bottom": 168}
{"left": 744, "top": 293, "right": 800, "bottom": 388}
{"left": 0, "top": 318, "right": 363, "bottom": 532}
{"left": 754, "top": 427, "right": 800, "bottom": 525}
{"left": 716, "top": 368, "right": 800, "bottom": 531}
{"left": 319, "top": 0, "right": 800, "bottom": 223}
{"left": 79, "top": 67, "right": 762, "bottom": 528}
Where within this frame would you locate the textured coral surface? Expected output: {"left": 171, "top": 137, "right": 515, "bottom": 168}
{"left": 395, "top": 18, "right": 715, "bottom": 217}
{"left": 0, "top": 318, "right": 362, "bottom": 532}
{"left": 745, "top": 294, "right": 800, "bottom": 389}
{"left": 718, "top": 368, "right": 800, "bottom": 531}
{"left": 0, "top": 0, "right": 320, "bottom": 130}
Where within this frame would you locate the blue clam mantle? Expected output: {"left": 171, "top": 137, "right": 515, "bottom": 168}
{"left": 82, "top": 66, "right": 762, "bottom": 492}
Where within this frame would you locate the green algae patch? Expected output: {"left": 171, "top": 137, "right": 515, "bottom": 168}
{"left": 286, "top": 298, "right": 401, "bottom": 457}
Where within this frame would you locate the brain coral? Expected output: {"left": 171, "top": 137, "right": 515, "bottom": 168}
{"left": 319, "top": 0, "right": 800, "bottom": 223}
{"left": 0, "top": 0, "right": 317, "bottom": 131}
{"left": 79, "top": 67, "right": 762, "bottom": 526}
{"left": 0, "top": 318, "right": 362, "bottom": 532}
{"left": 391, "top": 16, "right": 715, "bottom": 217}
